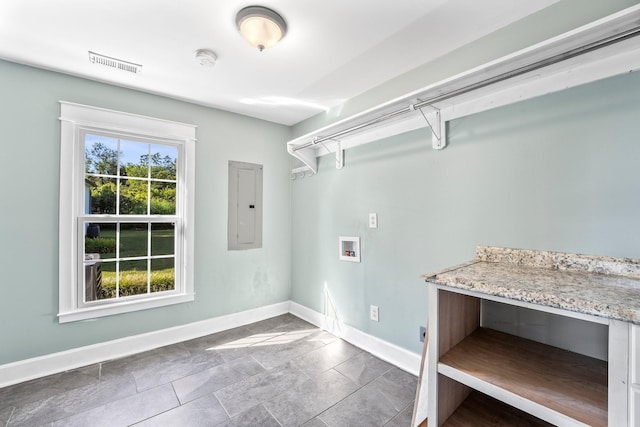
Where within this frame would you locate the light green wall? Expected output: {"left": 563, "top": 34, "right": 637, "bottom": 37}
{"left": 293, "top": 0, "right": 640, "bottom": 138}
{"left": 290, "top": 70, "right": 640, "bottom": 354}
{"left": 0, "top": 59, "right": 292, "bottom": 364}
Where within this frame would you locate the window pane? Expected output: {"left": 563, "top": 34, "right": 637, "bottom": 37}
{"left": 151, "top": 182, "right": 176, "bottom": 215}
{"left": 120, "top": 140, "right": 149, "bottom": 178}
{"left": 151, "top": 258, "right": 175, "bottom": 293}
{"left": 96, "top": 261, "right": 116, "bottom": 300}
{"left": 119, "top": 260, "right": 148, "bottom": 297}
{"left": 83, "top": 255, "right": 103, "bottom": 303}
{"left": 87, "top": 177, "right": 117, "bottom": 215}
{"left": 85, "top": 135, "right": 118, "bottom": 175}
{"left": 150, "top": 144, "right": 177, "bottom": 180}
{"left": 119, "top": 179, "right": 148, "bottom": 215}
{"left": 151, "top": 223, "right": 175, "bottom": 256}
{"left": 84, "top": 222, "right": 117, "bottom": 260}
{"left": 120, "top": 223, "right": 148, "bottom": 258}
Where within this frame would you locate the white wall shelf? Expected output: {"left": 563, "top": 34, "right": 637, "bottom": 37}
{"left": 287, "top": 4, "right": 640, "bottom": 175}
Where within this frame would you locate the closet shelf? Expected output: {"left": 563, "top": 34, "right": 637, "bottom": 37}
{"left": 287, "top": 4, "right": 640, "bottom": 175}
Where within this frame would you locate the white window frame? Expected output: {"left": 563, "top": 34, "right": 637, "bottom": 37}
{"left": 58, "top": 101, "right": 196, "bottom": 323}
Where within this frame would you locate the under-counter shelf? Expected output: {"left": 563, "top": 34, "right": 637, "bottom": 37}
{"left": 439, "top": 327, "right": 608, "bottom": 427}
{"left": 443, "top": 391, "right": 554, "bottom": 427}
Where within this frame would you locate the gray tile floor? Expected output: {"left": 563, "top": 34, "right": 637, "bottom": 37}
{"left": 0, "top": 314, "right": 417, "bottom": 426}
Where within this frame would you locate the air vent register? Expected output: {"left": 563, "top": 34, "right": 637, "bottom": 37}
{"left": 88, "top": 51, "right": 142, "bottom": 74}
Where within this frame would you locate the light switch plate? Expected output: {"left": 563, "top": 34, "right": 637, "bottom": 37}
{"left": 369, "top": 213, "right": 378, "bottom": 228}
{"left": 370, "top": 305, "right": 379, "bottom": 322}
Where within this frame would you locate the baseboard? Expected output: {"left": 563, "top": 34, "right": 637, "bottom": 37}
{"left": 0, "top": 301, "right": 289, "bottom": 388}
{"left": 288, "top": 301, "right": 421, "bottom": 376}
{"left": 0, "top": 300, "right": 421, "bottom": 388}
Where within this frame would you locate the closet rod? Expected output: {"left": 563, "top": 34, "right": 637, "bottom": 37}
{"left": 291, "top": 24, "right": 640, "bottom": 153}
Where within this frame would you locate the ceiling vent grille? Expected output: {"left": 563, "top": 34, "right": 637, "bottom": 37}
{"left": 88, "top": 51, "right": 142, "bottom": 74}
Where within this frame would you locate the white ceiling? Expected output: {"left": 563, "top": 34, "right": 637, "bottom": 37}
{"left": 0, "top": 0, "right": 559, "bottom": 125}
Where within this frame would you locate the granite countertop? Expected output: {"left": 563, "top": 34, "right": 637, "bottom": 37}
{"left": 424, "top": 246, "right": 640, "bottom": 323}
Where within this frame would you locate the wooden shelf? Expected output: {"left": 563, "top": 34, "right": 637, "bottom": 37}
{"left": 439, "top": 328, "right": 608, "bottom": 427}
{"left": 443, "top": 391, "right": 554, "bottom": 427}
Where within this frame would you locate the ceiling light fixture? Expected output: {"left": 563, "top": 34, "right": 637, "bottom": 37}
{"left": 195, "top": 49, "right": 217, "bottom": 67}
{"left": 236, "top": 5, "right": 287, "bottom": 51}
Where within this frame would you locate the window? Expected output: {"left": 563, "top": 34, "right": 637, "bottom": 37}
{"left": 59, "top": 102, "right": 196, "bottom": 323}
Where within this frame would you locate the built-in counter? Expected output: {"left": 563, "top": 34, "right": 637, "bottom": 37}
{"left": 413, "top": 246, "right": 640, "bottom": 427}
{"left": 428, "top": 246, "right": 640, "bottom": 323}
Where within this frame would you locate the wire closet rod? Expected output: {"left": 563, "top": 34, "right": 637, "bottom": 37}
{"left": 291, "top": 24, "right": 640, "bottom": 153}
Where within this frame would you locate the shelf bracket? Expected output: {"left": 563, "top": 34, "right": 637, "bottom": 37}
{"left": 318, "top": 138, "right": 344, "bottom": 170}
{"left": 419, "top": 107, "right": 447, "bottom": 150}
{"left": 335, "top": 142, "right": 344, "bottom": 169}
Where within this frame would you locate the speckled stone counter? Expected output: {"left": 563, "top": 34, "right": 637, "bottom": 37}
{"left": 424, "top": 246, "right": 640, "bottom": 323}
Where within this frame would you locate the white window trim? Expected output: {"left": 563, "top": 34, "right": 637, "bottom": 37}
{"left": 59, "top": 101, "right": 196, "bottom": 323}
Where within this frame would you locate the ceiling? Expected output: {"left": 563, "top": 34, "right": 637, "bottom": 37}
{"left": 0, "top": 0, "right": 560, "bottom": 126}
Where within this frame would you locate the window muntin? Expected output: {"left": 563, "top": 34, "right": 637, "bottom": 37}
{"left": 59, "top": 101, "right": 195, "bottom": 323}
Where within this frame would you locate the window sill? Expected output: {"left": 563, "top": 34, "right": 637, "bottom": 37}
{"left": 58, "top": 293, "right": 195, "bottom": 323}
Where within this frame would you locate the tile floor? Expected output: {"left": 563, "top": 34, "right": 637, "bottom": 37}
{"left": 0, "top": 314, "right": 417, "bottom": 426}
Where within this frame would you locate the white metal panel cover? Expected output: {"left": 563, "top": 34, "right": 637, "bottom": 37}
{"left": 228, "top": 161, "right": 263, "bottom": 250}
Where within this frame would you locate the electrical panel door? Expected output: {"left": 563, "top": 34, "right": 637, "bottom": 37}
{"left": 228, "top": 161, "right": 263, "bottom": 250}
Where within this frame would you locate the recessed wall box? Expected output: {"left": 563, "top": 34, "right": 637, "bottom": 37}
{"left": 339, "top": 236, "right": 360, "bottom": 262}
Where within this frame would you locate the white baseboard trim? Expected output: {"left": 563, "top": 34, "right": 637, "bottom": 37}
{"left": 0, "top": 300, "right": 421, "bottom": 388}
{"left": 0, "top": 301, "right": 289, "bottom": 388}
{"left": 288, "top": 301, "right": 421, "bottom": 376}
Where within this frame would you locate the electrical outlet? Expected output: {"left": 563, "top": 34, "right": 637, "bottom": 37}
{"left": 369, "top": 213, "right": 378, "bottom": 228}
{"left": 370, "top": 305, "right": 379, "bottom": 322}
{"left": 419, "top": 326, "right": 426, "bottom": 343}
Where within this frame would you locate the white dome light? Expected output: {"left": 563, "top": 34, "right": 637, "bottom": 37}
{"left": 236, "top": 6, "right": 287, "bottom": 51}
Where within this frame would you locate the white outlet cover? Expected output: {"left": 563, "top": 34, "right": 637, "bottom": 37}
{"left": 369, "top": 213, "right": 378, "bottom": 228}
{"left": 370, "top": 305, "right": 379, "bottom": 322}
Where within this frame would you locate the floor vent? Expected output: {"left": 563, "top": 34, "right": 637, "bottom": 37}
{"left": 88, "top": 51, "right": 142, "bottom": 74}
